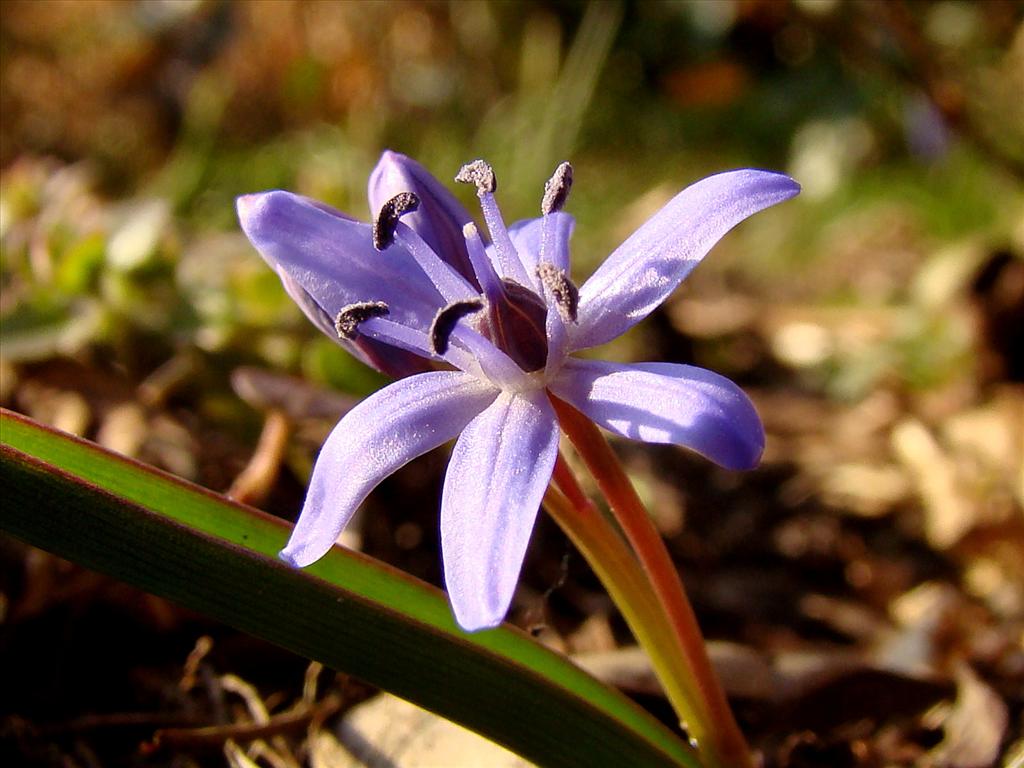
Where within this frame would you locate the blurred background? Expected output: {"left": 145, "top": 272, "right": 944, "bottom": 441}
{"left": 1, "top": 1, "right": 1022, "bottom": 766}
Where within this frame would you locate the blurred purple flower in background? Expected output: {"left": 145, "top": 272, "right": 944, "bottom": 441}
{"left": 237, "top": 151, "right": 799, "bottom": 631}
{"left": 904, "top": 92, "right": 952, "bottom": 160}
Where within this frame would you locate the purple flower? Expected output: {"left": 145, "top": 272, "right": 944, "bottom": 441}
{"left": 237, "top": 151, "right": 799, "bottom": 631}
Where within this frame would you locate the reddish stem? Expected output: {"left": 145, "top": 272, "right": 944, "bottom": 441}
{"left": 551, "top": 395, "right": 752, "bottom": 768}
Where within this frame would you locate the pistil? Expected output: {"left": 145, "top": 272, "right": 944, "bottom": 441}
{"left": 462, "top": 222, "right": 505, "bottom": 307}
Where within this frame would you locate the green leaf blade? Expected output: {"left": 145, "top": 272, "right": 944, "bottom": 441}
{"left": 0, "top": 408, "right": 697, "bottom": 768}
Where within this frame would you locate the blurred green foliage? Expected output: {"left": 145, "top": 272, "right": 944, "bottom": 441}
{"left": 2, "top": 0, "right": 1022, "bottom": 409}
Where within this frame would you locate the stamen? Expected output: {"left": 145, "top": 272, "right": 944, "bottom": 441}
{"left": 454, "top": 160, "right": 496, "bottom": 194}
{"left": 455, "top": 159, "right": 531, "bottom": 286}
{"left": 335, "top": 301, "right": 390, "bottom": 339}
{"left": 536, "top": 263, "right": 578, "bottom": 322}
{"left": 430, "top": 299, "right": 484, "bottom": 355}
{"left": 540, "top": 161, "right": 573, "bottom": 269}
{"left": 374, "top": 192, "right": 475, "bottom": 302}
{"left": 359, "top": 316, "right": 473, "bottom": 372}
{"left": 373, "top": 192, "right": 420, "bottom": 250}
{"left": 394, "top": 221, "right": 476, "bottom": 303}
{"left": 541, "top": 162, "right": 573, "bottom": 215}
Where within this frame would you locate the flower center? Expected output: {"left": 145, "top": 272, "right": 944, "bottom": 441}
{"left": 363, "top": 160, "right": 580, "bottom": 382}
{"left": 479, "top": 279, "right": 549, "bottom": 372}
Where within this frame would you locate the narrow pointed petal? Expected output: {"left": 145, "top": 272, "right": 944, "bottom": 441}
{"left": 549, "top": 358, "right": 765, "bottom": 470}
{"left": 502, "top": 212, "right": 575, "bottom": 274}
{"left": 237, "top": 191, "right": 444, "bottom": 333}
{"left": 440, "top": 390, "right": 559, "bottom": 631}
{"left": 280, "top": 371, "right": 498, "bottom": 567}
{"left": 573, "top": 171, "right": 799, "bottom": 349}
{"left": 276, "top": 271, "right": 432, "bottom": 377}
{"left": 274, "top": 268, "right": 344, "bottom": 340}
{"left": 368, "top": 151, "right": 478, "bottom": 286}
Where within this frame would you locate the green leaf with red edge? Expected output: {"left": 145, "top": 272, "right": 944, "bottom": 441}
{"left": 0, "top": 407, "right": 698, "bottom": 768}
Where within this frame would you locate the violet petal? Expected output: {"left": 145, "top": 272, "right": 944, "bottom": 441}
{"left": 549, "top": 358, "right": 765, "bottom": 470}
{"left": 276, "top": 270, "right": 432, "bottom": 377}
{"left": 279, "top": 371, "right": 498, "bottom": 567}
{"left": 440, "top": 389, "right": 559, "bottom": 630}
{"left": 368, "top": 151, "right": 479, "bottom": 286}
{"left": 237, "top": 191, "right": 445, "bottom": 334}
{"left": 504, "top": 212, "right": 575, "bottom": 274}
{"left": 573, "top": 170, "right": 799, "bottom": 349}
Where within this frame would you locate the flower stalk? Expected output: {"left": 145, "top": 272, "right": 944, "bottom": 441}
{"left": 551, "top": 396, "right": 753, "bottom": 768}
{"left": 544, "top": 457, "right": 709, "bottom": 764}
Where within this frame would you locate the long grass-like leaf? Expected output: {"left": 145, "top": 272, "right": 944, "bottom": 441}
{"left": 0, "top": 408, "right": 697, "bottom": 767}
